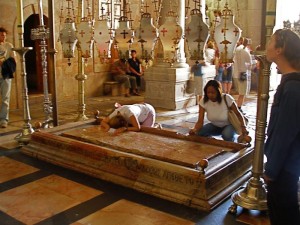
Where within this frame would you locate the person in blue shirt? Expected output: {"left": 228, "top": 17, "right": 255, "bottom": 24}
{"left": 264, "top": 28, "right": 300, "bottom": 225}
{"left": 191, "top": 60, "right": 206, "bottom": 104}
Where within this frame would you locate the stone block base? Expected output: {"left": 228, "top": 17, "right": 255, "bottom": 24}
{"left": 21, "top": 123, "right": 253, "bottom": 211}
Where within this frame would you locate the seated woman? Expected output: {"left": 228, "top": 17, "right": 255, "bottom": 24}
{"left": 189, "top": 80, "right": 248, "bottom": 142}
{"left": 101, "top": 103, "right": 156, "bottom": 134}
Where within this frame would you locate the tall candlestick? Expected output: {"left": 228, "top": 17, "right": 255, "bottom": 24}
{"left": 16, "top": 0, "right": 24, "bottom": 44}
{"left": 39, "top": 0, "right": 44, "bottom": 26}
{"left": 14, "top": 0, "right": 34, "bottom": 145}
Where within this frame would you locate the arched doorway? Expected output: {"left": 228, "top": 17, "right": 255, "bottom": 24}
{"left": 24, "top": 14, "right": 49, "bottom": 94}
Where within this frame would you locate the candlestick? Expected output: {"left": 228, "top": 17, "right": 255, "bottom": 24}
{"left": 38, "top": 0, "right": 44, "bottom": 26}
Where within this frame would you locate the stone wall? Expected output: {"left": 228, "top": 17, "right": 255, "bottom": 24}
{"left": 0, "top": 0, "right": 266, "bottom": 110}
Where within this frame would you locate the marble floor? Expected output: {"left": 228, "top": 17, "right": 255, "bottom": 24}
{"left": 0, "top": 92, "right": 272, "bottom": 225}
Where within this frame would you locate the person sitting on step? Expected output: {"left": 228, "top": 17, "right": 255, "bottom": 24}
{"left": 111, "top": 59, "right": 139, "bottom": 97}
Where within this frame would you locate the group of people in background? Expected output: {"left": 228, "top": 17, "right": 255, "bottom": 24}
{"left": 202, "top": 36, "right": 256, "bottom": 113}
{"left": 111, "top": 50, "right": 143, "bottom": 97}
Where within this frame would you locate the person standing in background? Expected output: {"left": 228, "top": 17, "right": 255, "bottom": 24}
{"left": 264, "top": 28, "right": 300, "bottom": 225}
{"left": 0, "top": 27, "right": 16, "bottom": 128}
{"left": 191, "top": 60, "right": 206, "bottom": 104}
{"left": 232, "top": 38, "right": 252, "bottom": 113}
{"left": 232, "top": 37, "right": 244, "bottom": 93}
{"left": 222, "top": 63, "right": 233, "bottom": 94}
{"left": 205, "top": 41, "right": 216, "bottom": 65}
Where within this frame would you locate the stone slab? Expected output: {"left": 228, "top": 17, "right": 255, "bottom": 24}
{"left": 21, "top": 124, "right": 253, "bottom": 211}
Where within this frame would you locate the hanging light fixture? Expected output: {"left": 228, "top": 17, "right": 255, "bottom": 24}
{"left": 135, "top": 0, "right": 158, "bottom": 63}
{"left": 158, "top": 1, "right": 183, "bottom": 65}
{"left": 114, "top": 0, "right": 134, "bottom": 59}
{"left": 76, "top": 0, "right": 94, "bottom": 60}
{"left": 185, "top": 0, "right": 209, "bottom": 60}
{"left": 94, "top": 1, "right": 113, "bottom": 63}
{"left": 213, "top": 1, "right": 241, "bottom": 63}
{"left": 59, "top": 0, "right": 78, "bottom": 66}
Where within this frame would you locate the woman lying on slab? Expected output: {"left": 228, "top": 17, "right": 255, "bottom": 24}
{"left": 100, "top": 103, "right": 156, "bottom": 134}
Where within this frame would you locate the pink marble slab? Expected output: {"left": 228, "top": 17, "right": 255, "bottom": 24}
{"left": 61, "top": 126, "right": 236, "bottom": 168}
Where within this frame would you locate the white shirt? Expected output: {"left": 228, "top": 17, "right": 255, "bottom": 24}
{"left": 109, "top": 104, "right": 152, "bottom": 124}
{"left": 205, "top": 48, "right": 215, "bottom": 64}
{"left": 200, "top": 94, "right": 234, "bottom": 127}
{"left": 232, "top": 46, "right": 252, "bottom": 78}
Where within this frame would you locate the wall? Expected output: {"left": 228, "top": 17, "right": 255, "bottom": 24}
{"left": 0, "top": 0, "right": 265, "bottom": 111}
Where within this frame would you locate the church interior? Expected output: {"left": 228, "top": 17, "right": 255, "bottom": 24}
{"left": 0, "top": 0, "right": 300, "bottom": 224}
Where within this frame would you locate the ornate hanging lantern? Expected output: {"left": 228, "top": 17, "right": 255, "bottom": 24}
{"left": 135, "top": 2, "right": 158, "bottom": 62}
{"left": 94, "top": 1, "right": 113, "bottom": 62}
{"left": 214, "top": 1, "right": 241, "bottom": 63}
{"left": 114, "top": 0, "right": 134, "bottom": 59}
{"left": 94, "top": 20, "right": 113, "bottom": 62}
{"left": 59, "top": 2, "right": 78, "bottom": 66}
{"left": 114, "top": 15, "right": 134, "bottom": 59}
{"left": 158, "top": 7, "right": 182, "bottom": 65}
{"left": 77, "top": 17, "right": 94, "bottom": 59}
{"left": 185, "top": 4, "right": 209, "bottom": 60}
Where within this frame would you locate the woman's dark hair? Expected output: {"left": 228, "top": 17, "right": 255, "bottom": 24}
{"left": 108, "top": 113, "right": 128, "bottom": 129}
{"left": 0, "top": 27, "right": 8, "bottom": 33}
{"left": 203, "top": 80, "right": 222, "bottom": 103}
{"left": 273, "top": 29, "right": 300, "bottom": 70}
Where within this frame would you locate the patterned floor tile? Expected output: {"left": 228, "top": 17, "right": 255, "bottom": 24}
{"left": 72, "top": 199, "right": 195, "bottom": 225}
{"left": 0, "top": 175, "right": 102, "bottom": 225}
{"left": 0, "top": 156, "right": 39, "bottom": 183}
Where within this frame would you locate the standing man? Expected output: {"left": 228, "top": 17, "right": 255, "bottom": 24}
{"left": 264, "top": 29, "right": 300, "bottom": 225}
{"left": 232, "top": 37, "right": 244, "bottom": 91}
{"left": 127, "top": 50, "right": 143, "bottom": 95}
{"left": 232, "top": 38, "right": 252, "bottom": 113}
{"left": 0, "top": 27, "right": 16, "bottom": 128}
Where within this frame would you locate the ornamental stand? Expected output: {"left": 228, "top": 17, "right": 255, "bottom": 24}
{"left": 31, "top": 0, "right": 53, "bottom": 128}
{"left": 13, "top": 0, "right": 34, "bottom": 145}
{"left": 228, "top": 55, "right": 271, "bottom": 213}
{"left": 75, "top": 55, "right": 88, "bottom": 121}
{"left": 47, "top": 0, "right": 59, "bottom": 126}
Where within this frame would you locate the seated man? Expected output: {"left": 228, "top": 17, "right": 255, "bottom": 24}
{"left": 111, "top": 59, "right": 138, "bottom": 97}
{"left": 127, "top": 50, "right": 143, "bottom": 95}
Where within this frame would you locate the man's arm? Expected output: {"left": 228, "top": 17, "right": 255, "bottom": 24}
{"left": 264, "top": 89, "right": 300, "bottom": 180}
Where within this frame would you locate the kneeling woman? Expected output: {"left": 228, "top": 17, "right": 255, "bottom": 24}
{"left": 189, "top": 80, "right": 247, "bottom": 142}
{"left": 101, "top": 103, "right": 156, "bottom": 134}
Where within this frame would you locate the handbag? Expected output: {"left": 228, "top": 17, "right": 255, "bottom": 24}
{"left": 239, "top": 72, "right": 247, "bottom": 81}
{"left": 223, "top": 94, "right": 247, "bottom": 135}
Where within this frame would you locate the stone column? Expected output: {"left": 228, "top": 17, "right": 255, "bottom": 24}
{"left": 264, "top": 0, "right": 276, "bottom": 49}
{"left": 175, "top": 0, "right": 188, "bottom": 68}
{"left": 144, "top": 0, "right": 194, "bottom": 110}
{"left": 247, "top": 0, "right": 263, "bottom": 49}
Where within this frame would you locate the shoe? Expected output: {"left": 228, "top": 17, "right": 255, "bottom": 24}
{"left": 133, "top": 92, "right": 141, "bottom": 96}
{"left": 0, "top": 120, "right": 8, "bottom": 128}
{"left": 124, "top": 93, "right": 131, "bottom": 97}
{"left": 238, "top": 107, "right": 244, "bottom": 114}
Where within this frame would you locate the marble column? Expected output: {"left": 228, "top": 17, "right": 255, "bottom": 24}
{"left": 264, "top": 0, "right": 277, "bottom": 48}
{"left": 144, "top": 0, "right": 194, "bottom": 110}
{"left": 247, "top": 0, "right": 263, "bottom": 49}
